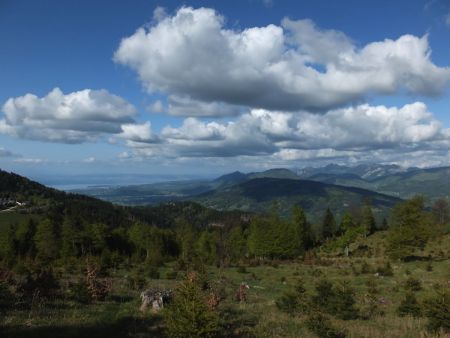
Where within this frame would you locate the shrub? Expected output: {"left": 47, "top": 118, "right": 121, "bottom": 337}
{"left": 305, "top": 312, "right": 346, "bottom": 338}
{"left": 332, "top": 282, "right": 359, "bottom": 320}
{"left": 425, "top": 263, "right": 433, "bottom": 272}
{"left": 67, "top": 280, "right": 90, "bottom": 304}
{"left": 397, "top": 292, "right": 422, "bottom": 317}
{"left": 360, "top": 261, "right": 372, "bottom": 274}
{"left": 237, "top": 266, "right": 247, "bottom": 274}
{"left": 423, "top": 288, "right": 450, "bottom": 333}
{"left": 166, "top": 270, "right": 178, "bottom": 280}
{"left": 174, "top": 259, "right": 187, "bottom": 271}
{"left": 85, "top": 262, "right": 111, "bottom": 301}
{"left": 127, "top": 268, "right": 146, "bottom": 290}
{"left": 404, "top": 277, "right": 422, "bottom": 291}
{"left": 361, "top": 279, "right": 383, "bottom": 319}
{"left": 147, "top": 266, "right": 160, "bottom": 280}
{"left": 376, "top": 261, "right": 393, "bottom": 276}
{"left": 163, "top": 275, "right": 219, "bottom": 338}
{"left": 312, "top": 280, "right": 359, "bottom": 320}
{"left": 0, "top": 281, "right": 14, "bottom": 309}
{"left": 350, "top": 263, "right": 359, "bottom": 276}
{"left": 309, "top": 268, "right": 323, "bottom": 277}
{"left": 276, "top": 279, "right": 309, "bottom": 315}
{"left": 312, "top": 280, "right": 334, "bottom": 311}
{"left": 15, "top": 266, "right": 60, "bottom": 299}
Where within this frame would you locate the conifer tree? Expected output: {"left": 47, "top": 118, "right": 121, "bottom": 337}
{"left": 34, "top": 219, "right": 59, "bottom": 262}
{"left": 164, "top": 274, "right": 219, "bottom": 338}
{"left": 361, "top": 204, "right": 376, "bottom": 235}
{"left": 15, "top": 219, "right": 36, "bottom": 258}
{"left": 292, "top": 206, "right": 310, "bottom": 253}
{"left": 322, "top": 208, "right": 336, "bottom": 240}
{"left": 0, "top": 223, "right": 16, "bottom": 263}
{"left": 60, "top": 218, "right": 79, "bottom": 258}
{"left": 387, "top": 196, "right": 434, "bottom": 260}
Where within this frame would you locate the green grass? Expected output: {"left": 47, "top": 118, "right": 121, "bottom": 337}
{"left": 1, "top": 233, "right": 449, "bottom": 337}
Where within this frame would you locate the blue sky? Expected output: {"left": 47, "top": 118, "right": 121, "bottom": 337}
{"left": 1, "top": 0, "right": 450, "bottom": 180}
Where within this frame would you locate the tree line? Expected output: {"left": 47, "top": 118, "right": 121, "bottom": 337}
{"left": 1, "top": 195, "right": 447, "bottom": 269}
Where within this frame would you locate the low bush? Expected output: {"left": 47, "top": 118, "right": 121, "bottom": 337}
{"left": 397, "top": 292, "right": 422, "bottom": 317}
{"left": 404, "top": 277, "right": 422, "bottom": 291}
{"left": 423, "top": 288, "right": 450, "bottom": 333}
{"left": 276, "top": 279, "right": 309, "bottom": 315}
{"left": 376, "top": 261, "right": 393, "bottom": 276}
{"left": 312, "top": 280, "right": 359, "bottom": 320}
{"left": 305, "top": 312, "right": 346, "bottom": 338}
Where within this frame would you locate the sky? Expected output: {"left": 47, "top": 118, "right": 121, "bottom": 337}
{"left": 1, "top": 0, "right": 450, "bottom": 180}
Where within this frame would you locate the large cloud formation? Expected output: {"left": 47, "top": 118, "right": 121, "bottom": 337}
{"left": 114, "top": 7, "right": 450, "bottom": 114}
{"left": 0, "top": 88, "right": 137, "bottom": 143}
{"left": 121, "top": 102, "right": 449, "bottom": 162}
{"left": 3, "top": 6, "right": 450, "bottom": 170}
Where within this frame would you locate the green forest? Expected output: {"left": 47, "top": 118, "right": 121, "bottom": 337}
{"left": 0, "top": 169, "right": 449, "bottom": 337}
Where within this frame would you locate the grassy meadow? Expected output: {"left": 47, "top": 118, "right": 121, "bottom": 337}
{"left": 1, "top": 231, "right": 449, "bottom": 338}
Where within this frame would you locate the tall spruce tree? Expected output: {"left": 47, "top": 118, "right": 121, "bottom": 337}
{"left": 361, "top": 204, "right": 376, "bottom": 236}
{"left": 34, "top": 219, "right": 59, "bottom": 262}
{"left": 387, "top": 196, "right": 434, "bottom": 260}
{"left": 322, "top": 208, "right": 336, "bottom": 240}
{"left": 292, "top": 206, "right": 309, "bottom": 253}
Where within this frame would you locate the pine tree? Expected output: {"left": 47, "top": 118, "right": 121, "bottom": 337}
{"left": 175, "top": 220, "right": 197, "bottom": 263}
{"left": 15, "top": 219, "right": 36, "bottom": 258}
{"left": 86, "top": 223, "right": 109, "bottom": 255}
{"left": 424, "top": 288, "right": 450, "bottom": 332}
{"left": 380, "top": 217, "right": 389, "bottom": 230}
{"left": 34, "top": 219, "right": 59, "bottom": 262}
{"left": 276, "top": 279, "right": 309, "bottom": 315}
{"left": 248, "top": 217, "right": 275, "bottom": 258}
{"left": 387, "top": 196, "right": 434, "bottom": 260}
{"left": 361, "top": 204, "right": 376, "bottom": 235}
{"left": 164, "top": 275, "right": 219, "bottom": 338}
{"left": 292, "top": 206, "right": 310, "bottom": 253}
{"left": 225, "top": 225, "right": 247, "bottom": 264}
{"left": 195, "top": 231, "right": 217, "bottom": 265}
{"left": 61, "top": 218, "right": 79, "bottom": 259}
{"left": 0, "top": 223, "right": 16, "bottom": 263}
{"left": 322, "top": 208, "right": 336, "bottom": 240}
{"left": 397, "top": 292, "right": 422, "bottom": 317}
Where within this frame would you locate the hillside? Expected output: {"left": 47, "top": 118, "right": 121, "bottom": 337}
{"left": 0, "top": 169, "right": 250, "bottom": 230}
{"left": 0, "top": 169, "right": 138, "bottom": 227}
{"left": 192, "top": 177, "right": 401, "bottom": 221}
{"left": 72, "top": 168, "right": 402, "bottom": 221}
{"left": 306, "top": 166, "right": 450, "bottom": 200}
{"left": 72, "top": 168, "right": 302, "bottom": 205}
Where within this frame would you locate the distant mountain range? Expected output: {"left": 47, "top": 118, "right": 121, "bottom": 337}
{"left": 4, "top": 163, "right": 449, "bottom": 223}
{"left": 301, "top": 165, "right": 450, "bottom": 200}
{"left": 295, "top": 163, "right": 416, "bottom": 180}
{"left": 72, "top": 165, "right": 421, "bottom": 221}
{"left": 192, "top": 177, "right": 400, "bottom": 221}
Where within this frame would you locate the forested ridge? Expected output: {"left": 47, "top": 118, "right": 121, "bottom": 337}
{"left": 0, "top": 169, "right": 449, "bottom": 338}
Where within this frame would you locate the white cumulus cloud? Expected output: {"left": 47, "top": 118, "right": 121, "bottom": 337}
{"left": 0, "top": 88, "right": 137, "bottom": 143}
{"left": 114, "top": 7, "right": 450, "bottom": 114}
{"left": 120, "top": 102, "right": 448, "bottom": 162}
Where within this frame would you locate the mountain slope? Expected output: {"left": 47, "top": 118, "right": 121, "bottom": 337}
{"left": 370, "top": 166, "right": 450, "bottom": 199}
{"left": 296, "top": 163, "right": 410, "bottom": 180}
{"left": 73, "top": 168, "right": 302, "bottom": 205}
{"left": 0, "top": 169, "right": 251, "bottom": 230}
{"left": 192, "top": 177, "right": 401, "bottom": 221}
{"left": 305, "top": 166, "right": 450, "bottom": 200}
